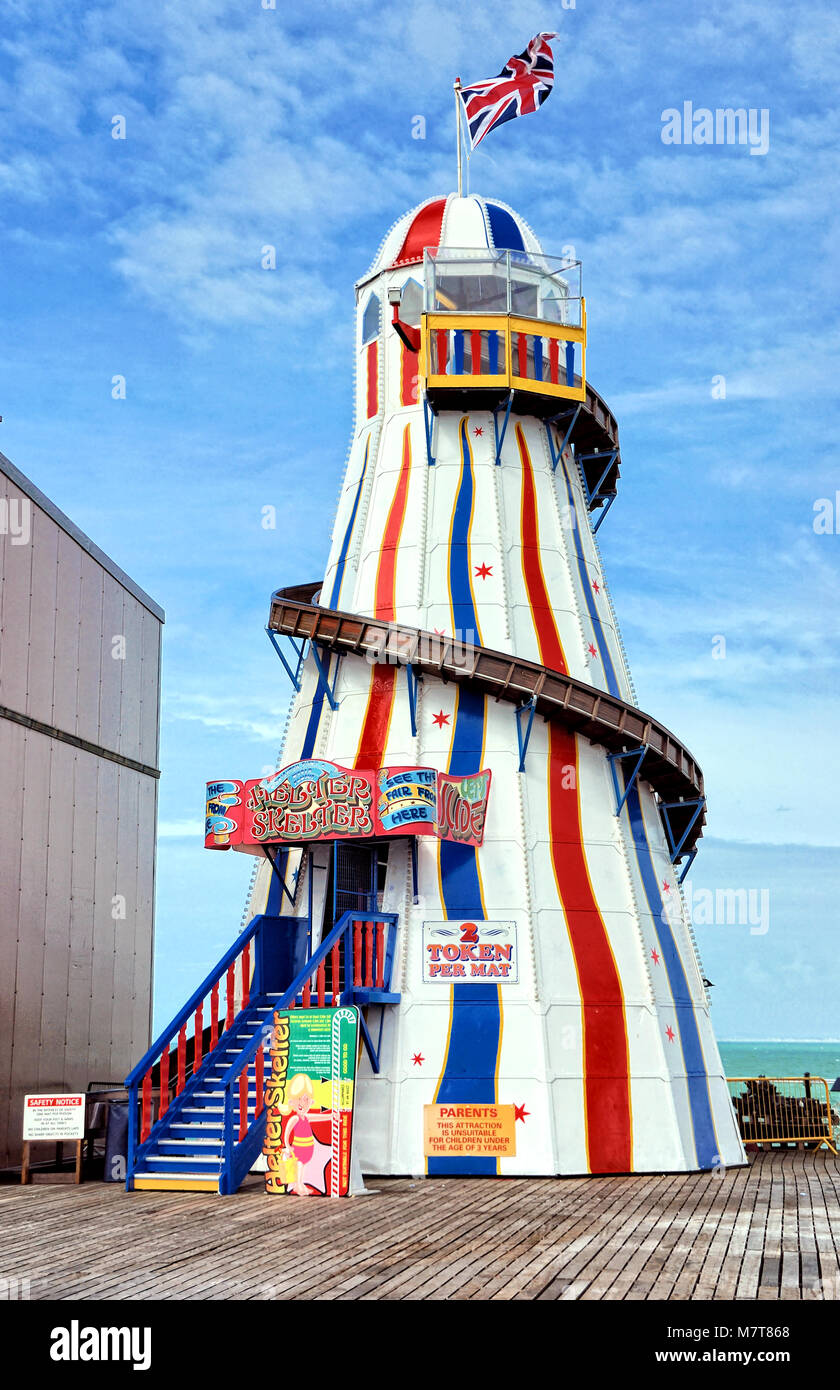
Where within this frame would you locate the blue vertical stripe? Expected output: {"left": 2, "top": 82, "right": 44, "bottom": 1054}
{"left": 558, "top": 455, "right": 621, "bottom": 699}
{"left": 430, "top": 418, "right": 500, "bottom": 1176}
{"left": 624, "top": 779, "right": 719, "bottom": 1169}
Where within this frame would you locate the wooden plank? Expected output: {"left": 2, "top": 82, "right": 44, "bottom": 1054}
{"left": 2, "top": 1153, "right": 840, "bottom": 1301}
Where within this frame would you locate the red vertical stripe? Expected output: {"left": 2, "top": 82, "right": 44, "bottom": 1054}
{"left": 548, "top": 726, "right": 632, "bottom": 1172}
{"left": 517, "top": 424, "right": 567, "bottom": 675}
{"left": 366, "top": 341, "right": 378, "bottom": 418}
{"left": 400, "top": 342, "right": 418, "bottom": 405}
{"left": 549, "top": 338, "right": 559, "bottom": 385}
{"left": 356, "top": 425, "right": 412, "bottom": 769}
{"left": 517, "top": 422, "right": 631, "bottom": 1172}
{"left": 517, "top": 333, "right": 527, "bottom": 378}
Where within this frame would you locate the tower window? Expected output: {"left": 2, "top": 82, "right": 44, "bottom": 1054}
{"left": 362, "top": 292, "right": 380, "bottom": 344}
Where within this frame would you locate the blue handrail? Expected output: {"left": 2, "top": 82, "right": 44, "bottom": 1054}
{"left": 125, "top": 914, "right": 263, "bottom": 1088}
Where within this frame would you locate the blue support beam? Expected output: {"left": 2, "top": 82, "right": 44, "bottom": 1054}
{"left": 545, "top": 405, "right": 581, "bottom": 473}
{"left": 578, "top": 451, "right": 618, "bottom": 508}
{"left": 608, "top": 746, "right": 647, "bottom": 817}
{"left": 309, "top": 642, "right": 340, "bottom": 711}
{"left": 493, "top": 391, "right": 514, "bottom": 466}
{"left": 592, "top": 492, "right": 617, "bottom": 534}
{"left": 357, "top": 1008, "right": 387, "bottom": 1074}
{"left": 660, "top": 798, "right": 707, "bottom": 864}
{"left": 422, "top": 396, "right": 436, "bottom": 466}
{"left": 266, "top": 627, "right": 307, "bottom": 693}
{"left": 405, "top": 663, "right": 420, "bottom": 737}
{"left": 516, "top": 697, "right": 538, "bottom": 772}
{"left": 678, "top": 848, "right": 698, "bottom": 885}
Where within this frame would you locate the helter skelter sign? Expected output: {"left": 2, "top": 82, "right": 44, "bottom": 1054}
{"left": 204, "top": 759, "right": 491, "bottom": 851}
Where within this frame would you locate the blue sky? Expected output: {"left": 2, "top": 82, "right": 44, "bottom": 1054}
{"left": 1, "top": 0, "right": 838, "bottom": 1039}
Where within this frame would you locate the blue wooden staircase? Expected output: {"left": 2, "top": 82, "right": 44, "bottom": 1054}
{"left": 125, "top": 910, "right": 399, "bottom": 1195}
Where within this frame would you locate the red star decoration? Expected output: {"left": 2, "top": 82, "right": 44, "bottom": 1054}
{"left": 666, "top": 1025, "right": 675, "bottom": 1043}
{"left": 592, "top": 580, "right": 601, "bottom": 594}
{"left": 662, "top": 880, "right": 671, "bottom": 894}
{"left": 434, "top": 627, "right": 445, "bottom": 635}
{"left": 474, "top": 562, "right": 493, "bottom": 580}
{"left": 587, "top": 643, "right": 597, "bottom": 657}
{"left": 473, "top": 426, "right": 484, "bottom": 436}
{"left": 432, "top": 710, "right": 450, "bottom": 728}
{"left": 411, "top": 1052, "right": 424, "bottom": 1067}
{"left": 651, "top": 948, "right": 661, "bottom": 966}
{"left": 514, "top": 1103, "right": 530, "bottom": 1123}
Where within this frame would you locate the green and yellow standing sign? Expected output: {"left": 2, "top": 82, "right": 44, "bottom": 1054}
{"left": 263, "top": 1006, "right": 359, "bottom": 1198}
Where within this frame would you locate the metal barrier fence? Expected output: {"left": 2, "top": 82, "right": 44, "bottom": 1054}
{"left": 728, "top": 1076, "right": 838, "bottom": 1153}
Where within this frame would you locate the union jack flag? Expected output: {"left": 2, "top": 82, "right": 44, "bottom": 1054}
{"left": 459, "top": 33, "right": 558, "bottom": 150}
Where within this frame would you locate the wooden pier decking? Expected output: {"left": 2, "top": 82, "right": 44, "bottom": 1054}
{"left": 2, "top": 1151, "right": 839, "bottom": 1301}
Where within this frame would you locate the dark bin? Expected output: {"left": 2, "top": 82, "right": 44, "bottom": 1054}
{"left": 103, "top": 1102, "right": 129, "bottom": 1183}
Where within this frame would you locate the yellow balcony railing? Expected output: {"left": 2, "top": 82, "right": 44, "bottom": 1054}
{"left": 420, "top": 308, "right": 587, "bottom": 403}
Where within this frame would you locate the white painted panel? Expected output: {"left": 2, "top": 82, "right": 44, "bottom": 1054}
{"left": 97, "top": 578, "right": 125, "bottom": 755}
{"left": 38, "top": 739, "right": 76, "bottom": 1088}
{"left": 52, "top": 529, "right": 82, "bottom": 732}
{"left": 111, "top": 768, "right": 140, "bottom": 1076}
{"left": 118, "top": 594, "right": 144, "bottom": 762}
{"left": 12, "top": 733, "right": 52, "bottom": 1103}
{"left": 25, "top": 505, "right": 59, "bottom": 726}
{"left": 76, "top": 556, "right": 104, "bottom": 745}
{"left": 0, "top": 486, "right": 33, "bottom": 713}
{"left": 90, "top": 758, "right": 119, "bottom": 1079}
{"left": 65, "top": 749, "right": 98, "bottom": 1080}
{"left": 130, "top": 774, "right": 156, "bottom": 1059}
{"left": 0, "top": 719, "right": 25, "bottom": 1162}
{"left": 139, "top": 608, "right": 161, "bottom": 768}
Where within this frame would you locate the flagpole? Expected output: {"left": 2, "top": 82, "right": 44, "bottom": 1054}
{"left": 454, "top": 77, "right": 463, "bottom": 196}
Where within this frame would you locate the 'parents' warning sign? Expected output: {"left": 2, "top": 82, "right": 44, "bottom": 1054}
{"left": 423, "top": 1104, "right": 517, "bottom": 1158}
{"left": 23, "top": 1094, "right": 85, "bottom": 1141}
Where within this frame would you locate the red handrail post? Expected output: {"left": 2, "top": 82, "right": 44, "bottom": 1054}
{"left": 517, "top": 332, "right": 527, "bottom": 378}
{"left": 210, "top": 981, "right": 219, "bottom": 1052}
{"left": 332, "top": 942, "right": 341, "bottom": 1005}
{"left": 436, "top": 329, "right": 448, "bottom": 373}
{"left": 375, "top": 923, "right": 385, "bottom": 990}
{"left": 177, "top": 1025, "right": 186, "bottom": 1097}
{"left": 354, "top": 921, "right": 363, "bottom": 987}
{"left": 302, "top": 977, "right": 311, "bottom": 1008}
{"left": 365, "top": 922, "right": 374, "bottom": 988}
{"left": 226, "top": 962, "right": 235, "bottom": 1030}
{"left": 159, "top": 1046, "right": 169, "bottom": 1119}
{"left": 255, "top": 1042, "right": 265, "bottom": 1118}
{"left": 141, "top": 1071, "right": 152, "bottom": 1143}
{"left": 194, "top": 1003, "right": 203, "bottom": 1072}
{"left": 242, "top": 941, "right": 251, "bottom": 1009}
{"left": 317, "top": 961, "right": 325, "bottom": 1009}
{"left": 239, "top": 1070, "right": 248, "bottom": 1141}
{"left": 549, "top": 337, "right": 560, "bottom": 385}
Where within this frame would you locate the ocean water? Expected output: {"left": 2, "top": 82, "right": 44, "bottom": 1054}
{"left": 719, "top": 1041, "right": 840, "bottom": 1086}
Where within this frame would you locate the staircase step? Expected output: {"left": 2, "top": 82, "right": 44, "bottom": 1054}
{"left": 137, "top": 1155, "right": 222, "bottom": 1172}
{"left": 133, "top": 1173, "right": 220, "bottom": 1193}
{"left": 156, "top": 1139, "right": 223, "bottom": 1152}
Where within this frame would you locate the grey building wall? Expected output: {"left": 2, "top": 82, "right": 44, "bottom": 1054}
{"left": 0, "top": 451, "right": 163, "bottom": 1169}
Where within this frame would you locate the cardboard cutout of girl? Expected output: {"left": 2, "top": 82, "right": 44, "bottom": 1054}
{"left": 280, "top": 1074, "right": 320, "bottom": 1197}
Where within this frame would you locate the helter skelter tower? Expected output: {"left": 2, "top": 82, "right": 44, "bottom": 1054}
{"left": 241, "top": 192, "right": 746, "bottom": 1178}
